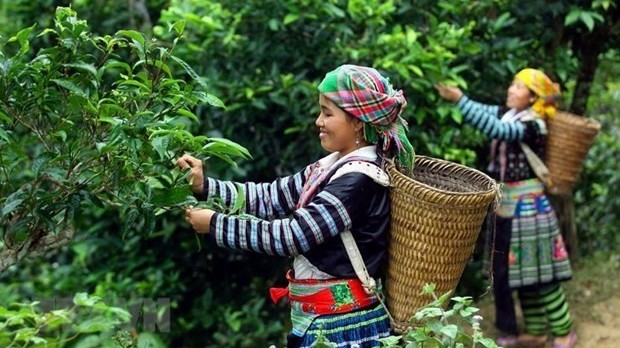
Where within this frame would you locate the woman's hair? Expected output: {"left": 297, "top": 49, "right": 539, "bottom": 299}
{"left": 375, "top": 136, "right": 396, "bottom": 161}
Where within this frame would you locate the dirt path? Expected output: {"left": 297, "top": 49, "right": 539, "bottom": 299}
{"left": 575, "top": 296, "right": 620, "bottom": 347}
{"left": 476, "top": 253, "right": 620, "bottom": 347}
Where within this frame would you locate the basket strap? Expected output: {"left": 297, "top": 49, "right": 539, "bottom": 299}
{"left": 340, "top": 230, "right": 397, "bottom": 326}
{"left": 328, "top": 160, "right": 386, "bottom": 294}
{"left": 328, "top": 160, "right": 387, "bottom": 294}
{"left": 519, "top": 142, "right": 553, "bottom": 187}
{"left": 340, "top": 230, "right": 376, "bottom": 294}
{"left": 327, "top": 160, "right": 397, "bottom": 324}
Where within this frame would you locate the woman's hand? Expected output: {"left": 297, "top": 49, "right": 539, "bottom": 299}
{"left": 434, "top": 84, "right": 463, "bottom": 103}
{"left": 176, "top": 154, "right": 204, "bottom": 195}
{"left": 185, "top": 208, "right": 215, "bottom": 233}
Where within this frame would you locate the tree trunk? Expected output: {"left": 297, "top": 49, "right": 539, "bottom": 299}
{"left": 569, "top": 14, "right": 607, "bottom": 116}
{"left": 570, "top": 52, "right": 600, "bottom": 115}
{"left": 549, "top": 194, "right": 580, "bottom": 263}
{"left": 551, "top": 24, "right": 605, "bottom": 261}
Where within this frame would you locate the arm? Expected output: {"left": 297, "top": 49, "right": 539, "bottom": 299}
{"left": 177, "top": 153, "right": 310, "bottom": 219}
{"left": 208, "top": 173, "right": 379, "bottom": 256}
{"left": 202, "top": 166, "right": 310, "bottom": 219}
{"left": 434, "top": 84, "right": 527, "bottom": 141}
{"left": 456, "top": 96, "right": 525, "bottom": 141}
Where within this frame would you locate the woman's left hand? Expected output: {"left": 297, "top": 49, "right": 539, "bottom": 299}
{"left": 434, "top": 84, "right": 463, "bottom": 102}
{"left": 185, "top": 208, "right": 215, "bottom": 233}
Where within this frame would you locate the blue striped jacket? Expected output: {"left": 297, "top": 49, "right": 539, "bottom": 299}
{"left": 202, "top": 158, "right": 389, "bottom": 278}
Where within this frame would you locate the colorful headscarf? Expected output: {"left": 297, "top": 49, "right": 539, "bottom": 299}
{"left": 514, "top": 68, "right": 561, "bottom": 118}
{"left": 317, "top": 64, "right": 415, "bottom": 171}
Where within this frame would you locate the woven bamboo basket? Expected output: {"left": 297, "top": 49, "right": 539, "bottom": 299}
{"left": 545, "top": 111, "right": 600, "bottom": 195}
{"left": 385, "top": 156, "right": 500, "bottom": 334}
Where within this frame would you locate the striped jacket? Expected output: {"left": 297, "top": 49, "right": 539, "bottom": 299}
{"left": 457, "top": 95, "right": 547, "bottom": 182}
{"left": 202, "top": 156, "right": 389, "bottom": 278}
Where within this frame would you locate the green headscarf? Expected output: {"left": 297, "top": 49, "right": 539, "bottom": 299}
{"left": 318, "top": 64, "right": 415, "bottom": 171}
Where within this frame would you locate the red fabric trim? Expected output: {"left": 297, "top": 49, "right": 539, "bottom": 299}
{"left": 268, "top": 270, "right": 378, "bottom": 315}
{"left": 269, "top": 287, "right": 289, "bottom": 304}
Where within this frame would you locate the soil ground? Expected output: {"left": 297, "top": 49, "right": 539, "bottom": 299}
{"left": 476, "top": 252, "right": 620, "bottom": 347}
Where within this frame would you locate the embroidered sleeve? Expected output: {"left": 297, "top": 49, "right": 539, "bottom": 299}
{"left": 209, "top": 173, "right": 379, "bottom": 256}
{"left": 201, "top": 166, "right": 310, "bottom": 219}
{"left": 456, "top": 95, "right": 525, "bottom": 141}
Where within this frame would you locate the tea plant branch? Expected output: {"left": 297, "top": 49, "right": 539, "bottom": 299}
{"left": 98, "top": 196, "right": 123, "bottom": 208}
{"left": 430, "top": 290, "right": 451, "bottom": 327}
{"left": 1, "top": 166, "right": 9, "bottom": 186}
{"left": 0, "top": 227, "right": 75, "bottom": 273}
{"left": 1, "top": 105, "right": 51, "bottom": 151}
{"left": 0, "top": 8, "right": 246, "bottom": 271}
{"left": 46, "top": 332, "right": 81, "bottom": 348}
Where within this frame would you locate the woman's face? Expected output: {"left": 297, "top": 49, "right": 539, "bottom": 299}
{"left": 506, "top": 79, "right": 535, "bottom": 111}
{"left": 315, "top": 94, "right": 363, "bottom": 156}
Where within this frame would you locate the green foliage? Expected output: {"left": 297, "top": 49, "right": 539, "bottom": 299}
{"left": 0, "top": 293, "right": 134, "bottom": 348}
{"left": 0, "top": 7, "right": 249, "bottom": 245}
{"left": 574, "top": 53, "right": 620, "bottom": 254}
{"left": 0, "top": 8, "right": 255, "bottom": 346}
{"left": 376, "top": 284, "right": 498, "bottom": 348}
{"left": 0, "top": 1, "right": 618, "bottom": 347}
{"left": 565, "top": 8, "right": 604, "bottom": 32}
{"left": 564, "top": 0, "right": 613, "bottom": 32}
{"left": 154, "top": 0, "right": 498, "bottom": 181}
{"left": 0, "top": 0, "right": 168, "bottom": 38}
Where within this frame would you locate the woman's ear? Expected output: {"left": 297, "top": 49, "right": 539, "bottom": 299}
{"left": 529, "top": 90, "right": 537, "bottom": 104}
{"left": 352, "top": 118, "right": 364, "bottom": 132}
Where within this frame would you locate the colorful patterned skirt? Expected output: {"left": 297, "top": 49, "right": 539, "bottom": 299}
{"left": 296, "top": 304, "right": 391, "bottom": 348}
{"left": 498, "top": 179, "right": 572, "bottom": 288}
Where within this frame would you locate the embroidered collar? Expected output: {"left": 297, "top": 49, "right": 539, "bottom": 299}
{"left": 501, "top": 108, "right": 531, "bottom": 122}
{"left": 316, "top": 145, "right": 378, "bottom": 171}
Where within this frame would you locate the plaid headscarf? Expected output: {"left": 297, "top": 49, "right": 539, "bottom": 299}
{"left": 515, "top": 68, "right": 561, "bottom": 118}
{"left": 317, "top": 64, "right": 415, "bottom": 171}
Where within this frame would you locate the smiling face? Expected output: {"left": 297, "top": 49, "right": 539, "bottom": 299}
{"left": 315, "top": 94, "right": 365, "bottom": 156}
{"left": 506, "top": 79, "right": 535, "bottom": 111}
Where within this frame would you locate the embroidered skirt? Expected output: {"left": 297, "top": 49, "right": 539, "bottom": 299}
{"left": 498, "top": 179, "right": 572, "bottom": 288}
{"left": 277, "top": 271, "right": 391, "bottom": 348}
{"left": 297, "top": 304, "right": 391, "bottom": 348}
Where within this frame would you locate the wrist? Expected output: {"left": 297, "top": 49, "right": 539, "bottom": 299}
{"left": 193, "top": 183, "right": 204, "bottom": 194}
{"left": 454, "top": 91, "right": 463, "bottom": 102}
{"left": 456, "top": 94, "right": 469, "bottom": 108}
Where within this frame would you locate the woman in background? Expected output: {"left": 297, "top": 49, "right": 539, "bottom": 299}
{"left": 435, "top": 69, "right": 576, "bottom": 348}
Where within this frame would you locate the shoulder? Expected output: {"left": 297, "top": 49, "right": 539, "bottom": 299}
{"left": 330, "top": 160, "right": 390, "bottom": 187}
{"left": 520, "top": 111, "right": 547, "bottom": 134}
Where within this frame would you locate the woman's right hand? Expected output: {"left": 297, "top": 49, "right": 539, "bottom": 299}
{"left": 434, "top": 84, "right": 463, "bottom": 103}
{"left": 176, "top": 154, "right": 204, "bottom": 195}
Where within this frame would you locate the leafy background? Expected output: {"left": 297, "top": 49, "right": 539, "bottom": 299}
{"left": 0, "top": 0, "right": 618, "bottom": 347}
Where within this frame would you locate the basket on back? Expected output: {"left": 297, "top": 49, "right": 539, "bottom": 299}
{"left": 545, "top": 111, "right": 600, "bottom": 195}
{"left": 385, "top": 156, "right": 499, "bottom": 334}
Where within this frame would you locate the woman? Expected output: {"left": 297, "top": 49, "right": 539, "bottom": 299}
{"left": 435, "top": 69, "right": 577, "bottom": 348}
{"left": 177, "top": 65, "right": 414, "bottom": 348}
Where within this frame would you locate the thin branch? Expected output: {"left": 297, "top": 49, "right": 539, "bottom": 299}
{"left": 0, "top": 150, "right": 13, "bottom": 191}
{"left": 98, "top": 196, "right": 123, "bottom": 208}
{"left": 2, "top": 106, "right": 52, "bottom": 151}
{"left": 45, "top": 332, "right": 81, "bottom": 347}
